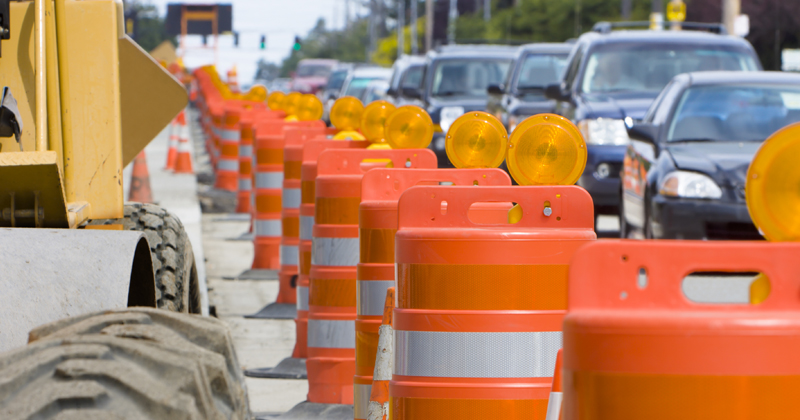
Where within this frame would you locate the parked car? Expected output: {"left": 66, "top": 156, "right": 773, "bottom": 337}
{"left": 361, "top": 79, "right": 390, "bottom": 104}
{"left": 404, "top": 45, "right": 517, "bottom": 167}
{"left": 545, "top": 22, "right": 761, "bottom": 215}
{"left": 620, "top": 71, "right": 800, "bottom": 240}
{"left": 339, "top": 67, "right": 392, "bottom": 101}
{"left": 320, "top": 63, "right": 355, "bottom": 123}
{"left": 386, "top": 54, "right": 427, "bottom": 107}
{"left": 487, "top": 43, "right": 573, "bottom": 131}
{"left": 291, "top": 59, "right": 338, "bottom": 94}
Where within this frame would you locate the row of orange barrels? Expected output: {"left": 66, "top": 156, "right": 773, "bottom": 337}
{"left": 190, "top": 79, "right": 799, "bottom": 418}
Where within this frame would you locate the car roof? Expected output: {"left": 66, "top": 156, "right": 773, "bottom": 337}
{"left": 351, "top": 67, "right": 392, "bottom": 78}
{"left": 427, "top": 44, "right": 518, "bottom": 59}
{"left": 576, "top": 30, "right": 753, "bottom": 49}
{"left": 517, "top": 42, "right": 574, "bottom": 56}
{"left": 681, "top": 71, "right": 800, "bottom": 86}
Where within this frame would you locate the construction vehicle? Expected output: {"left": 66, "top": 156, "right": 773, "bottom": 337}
{"left": 0, "top": 1, "right": 249, "bottom": 418}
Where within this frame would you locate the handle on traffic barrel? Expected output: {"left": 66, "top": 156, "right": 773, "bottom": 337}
{"left": 396, "top": 185, "right": 594, "bottom": 230}
{"left": 568, "top": 240, "right": 800, "bottom": 311}
{"left": 316, "top": 148, "right": 438, "bottom": 176}
{"left": 361, "top": 168, "right": 512, "bottom": 202}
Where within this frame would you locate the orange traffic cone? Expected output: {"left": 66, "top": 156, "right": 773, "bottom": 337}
{"left": 545, "top": 349, "right": 564, "bottom": 420}
{"left": 174, "top": 115, "right": 194, "bottom": 174}
{"left": 164, "top": 110, "right": 185, "bottom": 170}
{"left": 128, "top": 151, "right": 153, "bottom": 203}
{"left": 366, "top": 287, "right": 394, "bottom": 420}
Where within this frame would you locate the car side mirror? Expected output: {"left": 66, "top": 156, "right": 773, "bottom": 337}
{"left": 487, "top": 84, "right": 504, "bottom": 95}
{"left": 627, "top": 123, "right": 659, "bottom": 144}
{"left": 401, "top": 87, "right": 422, "bottom": 100}
{"left": 544, "top": 83, "right": 569, "bottom": 101}
{"left": 386, "top": 88, "right": 397, "bottom": 97}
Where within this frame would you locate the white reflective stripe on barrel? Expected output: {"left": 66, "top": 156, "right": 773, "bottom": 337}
{"left": 220, "top": 128, "right": 240, "bottom": 140}
{"left": 282, "top": 188, "right": 301, "bottom": 209}
{"left": 238, "top": 178, "right": 252, "bottom": 191}
{"left": 394, "top": 330, "right": 562, "bottom": 378}
{"left": 178, "top": 138, "right": 193, "bottom": 152}
{"left": 281, "top": 245, "right": 299, "bottom": 266}
{"left": 308, "top": 319, "right": 355, "bottom": 348}
{"left": 300, "top": 216, "right": 314, "bottom": 240}
{"left": 239, "top": 145, "right": 253, "bottom": 157}
{"left": 545, "top": 391, "right": 563, "bottom": 420}
{"left": 357, "top": 280, "right": 395, "bottom": 316}
{"left": 311, "top": 237, "right": 359, "bottom": 266}
{"left": 353, "top": 384, "right": 372, "bottom": 419}
{"left": 297, "top": 286, "right": 309, "bottom": 311}
{"left": 255, "top": 172, "right": 284, "bottom": 189}
{"left": 255, "top": 220, "right": 281, "bottom": 237}
{"left": 217, "top": 159, "right": 238, "bottom": 172}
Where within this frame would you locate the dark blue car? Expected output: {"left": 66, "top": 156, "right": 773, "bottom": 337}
{"left": 545, "top": 23, "right": 761, "bottom": 215}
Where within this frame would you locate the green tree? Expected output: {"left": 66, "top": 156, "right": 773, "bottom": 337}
{"left": 124, "top": 1, "right": 175, "bottom": 51}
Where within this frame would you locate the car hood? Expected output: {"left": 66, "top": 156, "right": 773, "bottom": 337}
{"left": 580, "top": 94, "right": 656, "bottom": 121}
{"left": 666, "top": 142, "right": 761, "bottom": 187}
{"left": 427, "top": 99, "right": 487, "bottom": 123}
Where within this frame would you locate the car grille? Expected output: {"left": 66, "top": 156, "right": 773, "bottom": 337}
{"left": 705, "top": 222, "right": 763, "bottom": 240}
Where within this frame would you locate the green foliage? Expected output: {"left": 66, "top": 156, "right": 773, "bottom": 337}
{"left": 280, "top": 18, "right": 371, "bottom": 76}
{"left": 372, "top": 18, "right": 426, "bottom": 66}
{"left": 124, "top": 1, "right": 175, "bottom": 52}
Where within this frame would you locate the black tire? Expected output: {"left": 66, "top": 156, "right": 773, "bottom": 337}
{"left": 0, "top": 308, "right": 250, "bottom": 420}
{"left": 122, "top": 203, "right": 201, "bottom": 314}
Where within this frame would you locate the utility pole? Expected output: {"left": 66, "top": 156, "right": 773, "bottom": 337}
{"left": 425, "top": 0, "right": 433, "bottom": 52}
{"left": 621, "top": 0, "right": 632, "bottom": 20}
{"left": 447, "top": 0, "right": 457, "bottom": 44}
{"left": 484, "top": 0, "right": 490, "bottom": 22}
{"left": 345, "top": 0, "right": 351, "bottom": 29}
{"left": 410, "top": 0, "right": 418, "bottom": 54}
{"left": 398, "top": 0, "right": 405, "bottom": 57}
{"left": 369, "top": 0, "right": 376, "bottom": 60}
{"left": 721, "top": 0, "right": 740, "bottom": 36}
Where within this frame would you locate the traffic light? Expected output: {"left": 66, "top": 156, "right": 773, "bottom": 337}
{"left": 260, "top": 35, "right": 266, "bottom": 50}
{"left": 234, "top": 32, "right": 240, "bottom": 47}
{"left": 293, "top": 36, "right": 302, "bottom": 51}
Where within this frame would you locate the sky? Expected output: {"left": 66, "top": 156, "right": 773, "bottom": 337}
{"left": 144, "top": 0, "right": 367, "bottom": 84}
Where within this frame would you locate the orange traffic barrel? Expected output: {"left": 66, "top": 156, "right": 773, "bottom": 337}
{"left": 354, "top": 168, "right": 512, "bottom": 420}
{"left": 279, "top": 126, "right": 327, "bottom": 307}
{"left": 307, "top": 149, "right": 437, "bottom": 405}
{"left": 214, "top": 106, "right": 240, "bottom": 191}
{"left": 390, "top": 185, "right": 595, "bottom": 419}
{"left": 293, "top": 139, "right": 370, "bottom": 361}
{"left": 236, "top": 113, "right": 255, "bottom": 213}
{"left": 208, "top": 100, "right": 224, "bottom": 169}
{"left": 563, "top": 240, "right": 800, "bottom": 420}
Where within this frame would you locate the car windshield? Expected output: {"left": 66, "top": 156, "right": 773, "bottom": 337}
{"left": 401, "top": 66, "right": 424, "bottom": 89}
{"left": 296, "top": 64, "right": 331, "bottom": 78}
{"left": 431, "top": 59, "right": 512, "bottom": 99}
{"left": 667, "top": 84, "right": 800, "bottom": 142}
{"left": 514, "top": 53, "right": 568, "bottom": 92}
{"left": 345, "top": 77, "right": 382, "bottom": 98}
{"left": 581, "top": 44, "right": 759, "bottom": 96}
{"left": 327, "top": 70, "right": 348, "bottom": 90}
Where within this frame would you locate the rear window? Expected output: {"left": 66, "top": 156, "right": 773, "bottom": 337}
{"left": 515, "top": 53, "right": 569, "bottom": 89}
{"left": 431, "top": 59, "right": 512, "bottom": 100}
{"left": 345, "top": 77, "right": 381, "bottom": 99}
{"left": 581, "top": 43, "right": 759, "bottom": 95}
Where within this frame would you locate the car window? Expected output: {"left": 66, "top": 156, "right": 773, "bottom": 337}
{"left": 581, "top": 44, "right": 759, "bottom": 95}
{"left": 430, "top": 59, "right": 512, "bottom": 100}
{"left": 297, "top": 64, "right": 332, "bottom": 78}
{"left": 652, "top": 81, "right": 686, "bottom": 125}
{"left": 345, "top": 77, "right": 381, "bottom": 99}
{"left": 667, "top": 84, "right": 800, "bottom": 142}
{"left": 326, "top": 70, "right": 348, "bottom": 90}
{"left": 401, "top": 66, "right": 424, "bottom": 89}
{"left": 515, "top": 53, "right": 569, "bottom": 89}
{"left": 563, "top": 45, "right": 585, "bottom": 92}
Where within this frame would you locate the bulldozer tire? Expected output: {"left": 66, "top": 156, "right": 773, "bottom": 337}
{"left": 122, "top": 203, "right": 201, "bottom": 314}
{"left": 0, "top": 308, "right": 251, "bottom": 420}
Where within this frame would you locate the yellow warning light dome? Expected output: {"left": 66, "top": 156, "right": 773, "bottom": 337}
{"left": 330, "top": 96, "right": 364, "bottom": 130}
{"left": 361, "top": 100, "right": 397, "bottom": 143}
{"left": 385, "top": 105, "right": 434, "bottom": 149}
{"left": 283, "top": 92, "right": 303, "bottom": 116}
{"left": 746, "top": 122, "right": 800, "bottom": 242}
{"left": 445, "top": 111, "right": 507, "bottom": 168}
{"left": 296, "top": 94, "right": 324, "bottom": 121}
{"left": 244, "top": 85, "right": 268, "bottom": 102}
{"left": 267, "top": 91, "right": 285, "bottom": 110}
{"left": 506, "top": 113, "right": 586, "bottom": 186}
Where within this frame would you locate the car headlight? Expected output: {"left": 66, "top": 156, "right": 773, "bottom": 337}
{"left": 439, "top": 106, "right": 465, "bottom": 133}
{"left": 659, "top": 171, "right": 723, "bottom": 199}
{"left": 578, "top": 118, "right": 630, "bottom": 145}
